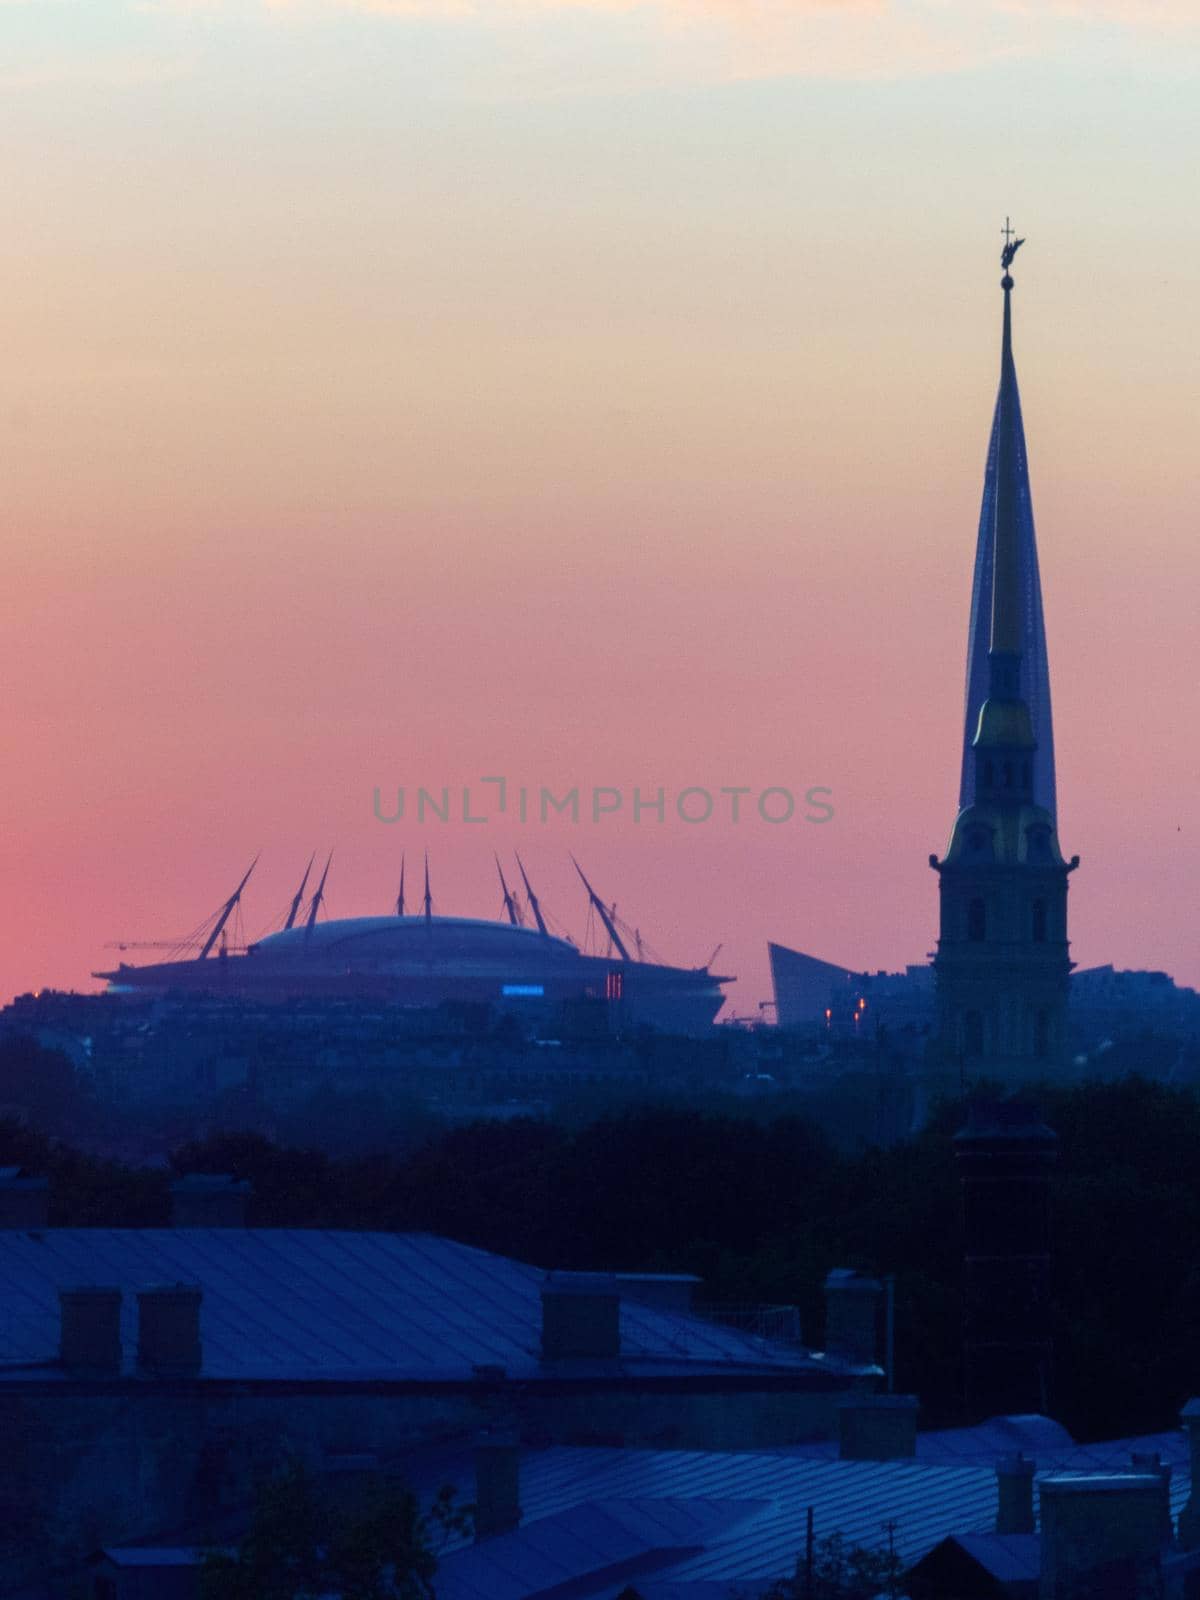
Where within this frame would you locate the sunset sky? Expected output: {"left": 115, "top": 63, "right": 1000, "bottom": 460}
{"left": 2, "top": 0, "right": 1198, "bottom": 1011}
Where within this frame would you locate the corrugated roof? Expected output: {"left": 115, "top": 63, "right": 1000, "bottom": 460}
{"left": 0, "top": 1229, "right": 850, "bottom": 1383}
{"left": 953, "top": 1532, "right": 1041, "bottom": 1583}
{"left": 422, "top": 1444, "right": 1003, "bottom": 1594}
{"left": 419, "top": 1433, "right": 1198, "bottom": 1598}
{"left": 436, "top": 1498, "right": 765, "bottom": 1600}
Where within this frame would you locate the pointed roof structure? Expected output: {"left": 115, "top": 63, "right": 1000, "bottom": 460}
{"left": 958, "top": 225, "right": 1057, "bottom": 819}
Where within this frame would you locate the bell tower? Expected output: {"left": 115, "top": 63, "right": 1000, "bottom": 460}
{"left": 930, "top": 231, "right": 1078, "bottom": 1083}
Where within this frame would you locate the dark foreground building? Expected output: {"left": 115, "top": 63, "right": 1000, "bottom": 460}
{"left": 0, "top": 1180, "right": 877, "bottom": 1593}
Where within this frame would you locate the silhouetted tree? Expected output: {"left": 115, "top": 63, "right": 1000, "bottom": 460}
{"left": 199, "top": 1460, "right": 468, "bottom": 1600}
{"left": 759, "top": 1530, "right": 904, "bottom": 1599}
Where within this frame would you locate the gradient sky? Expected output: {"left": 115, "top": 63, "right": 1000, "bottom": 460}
{"left": 2, "top": 0, "right": 1198, "bottom": 1012}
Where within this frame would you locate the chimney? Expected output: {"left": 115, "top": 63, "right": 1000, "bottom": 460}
{"left": 0, "top": 1167, "right": 49, "bottom": 1228}
{"left": 1130, "top": 1451, "right": 1173, "bottom": 1544}
{"left": 474, "top": 1430, "right": 521, "bottom": 1540}
{"left": 1179, "top": 1400, "right": 1200, "bottom": 1548}
{"left": 59, "top": 1287, "right": 123, "bottom": 1375}
{"left": 137, "top": 1284, "right": 202, "bottom": 1376}
{"left": 1039, "top": 1474, "right": 1166, "bottom": 1600}
{"left": 996, "top": 1452, "right": 1036, "bottom": 1534}
{"left": 954, "top": 1099, "right": 1058, "bottom": 1422}
{"left": 541, "top": 1272, "right": 620, "bottom": 1360}
{"left": 836, "top": 1393, "right": 918, "bottom": 1461}
{"left": 823, "top": 1269, "right": 882, "bottom": 1366}
{"left": 170, "top": 1174, "right": 250, "bottom": 1228}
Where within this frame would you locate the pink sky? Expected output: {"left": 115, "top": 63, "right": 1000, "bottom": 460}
{"left": 1, "top": 1, "right": 1198, "bottom": 1011}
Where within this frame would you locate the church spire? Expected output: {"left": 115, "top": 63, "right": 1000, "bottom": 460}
{"left": 958, "top": 222, "right": 1057, "bottom": 818}
{"left": 929, "top": 227, "right": 1077, "bottom": 1089}
{"left": 991, "top": 240, "right": 1022, "bottom": 660}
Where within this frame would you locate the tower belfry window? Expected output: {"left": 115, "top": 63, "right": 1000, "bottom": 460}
{"left": 1032, "top": 899, "right": 1047, "bottom": 942}
{"left": 967, "top": 898, "right": 987, "bottom": 942}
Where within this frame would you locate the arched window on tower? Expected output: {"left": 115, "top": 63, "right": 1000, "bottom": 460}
{"left": 964, "top": 1010, "right": 984, "bottom": 1056}
{"left": 1032, "top": 899, "right": 1047, "bottom": 942}
{"left": 967, "top": 897, "right": 987, "bottom": 942}
{"left": 1034, "top": 1008, "right": 1051, "bottom": 1059}
{"left": 983, "top": 760, "right": 995, "bottom": 790}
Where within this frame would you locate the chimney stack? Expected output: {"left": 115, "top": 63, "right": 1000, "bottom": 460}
{"left": 996, "top": 1452, "right": 1036, "bottom": 1534}
{"left": 137, "top": 1284, "right": 202, "bottom": 1376}
{"left": 1039, "top": 1474, "right": 1166, "bottom": 1599}
{"left": 170, "top": 1174, "right": 250, "bottom": 1228}
{"left": 954, "top": 1099, "right": 1058, "bottom": 1422}
{"left": 474, "top": 1430, "right": 521, "bottom": 1540}
{"left": 836, "top": 1394, "right": 918, "bottom": 1461}
{"left": 59, "top": 1287, "right": 123, "bottom": 1375}
{"left": 823, "top": 1270, "right": 882, "bottom": 1367}
{"left": 541, "top": 1272, "right": 620, "bottom": 1361}
{"left": 0, "top": 1167, "right": 49, "bottom": 1229}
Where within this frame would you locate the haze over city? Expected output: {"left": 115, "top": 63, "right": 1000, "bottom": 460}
{"left": 2, "top": 0, "right": 1198, "bottom": 1008}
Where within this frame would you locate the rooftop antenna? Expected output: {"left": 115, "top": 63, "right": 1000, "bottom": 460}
{"left": 396, "top": 854, "right": 406, "bottom": 918}
{"left": 198, "top": 856, "right": 259, "bottom": 961}
{"left": 570, "top": 855, "right": 631, "bottom": 962}
{"left": 496, "top": 854, "right": 521, "bottom": 927}
{"left": 514, "top": 853, "right": 549, "bottom": 938}
{"left": 304, "top": 851, "right": 333, "bottom": 936}
{"left": 283, "top": 853, "right": 316, "bottom": 932}
{"left": 422, "top": 850, "right": 433, "bottom": 926}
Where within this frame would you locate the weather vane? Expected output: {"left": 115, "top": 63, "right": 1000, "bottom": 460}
{"left": 1000, "top": 215, "right": 1025, "bottom": 273}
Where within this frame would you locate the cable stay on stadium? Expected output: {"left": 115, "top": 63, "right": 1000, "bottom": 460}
{"left": 303, "top": 852, "right": 333, "bottom": 938}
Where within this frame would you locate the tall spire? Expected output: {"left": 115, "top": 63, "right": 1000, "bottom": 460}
{"left": 991, "top": 266, "right": 1021, "bottom": 658}
{"left": 930, "top": 228, "right": 1077, "bottom": 1090}
{"left": 958, "top": 225, "right": 1057, "bottom": 817}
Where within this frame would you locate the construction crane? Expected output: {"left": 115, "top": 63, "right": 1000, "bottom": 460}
{"left": 198, "top": 856, "right": 259, "bottom": 960}
{"left": 104, "top": 940, "right": 203, "bottom": 952}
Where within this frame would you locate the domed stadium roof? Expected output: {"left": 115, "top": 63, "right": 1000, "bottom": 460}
{"left": 251, "top": 915, "right": 581, "bottom": 973}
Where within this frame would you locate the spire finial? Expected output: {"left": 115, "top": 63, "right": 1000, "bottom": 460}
{"left": 1000, "top": 217, "right": 1025, "bottom": 288}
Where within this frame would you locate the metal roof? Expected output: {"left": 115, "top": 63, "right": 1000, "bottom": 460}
{"left": 94, "top": 1549, "right": 205, "bottom": 1569}
{"left": 254, "top": 916, "right": 577, "bottom": 961}
{"left": 780, "top": 1413, "right": 1192, "bottom": 1515}
{"left": 943, "top": 1532, "right": 1041, "bottom": 1584}
{"left": 0, "top": 1229, "right": 851, "bottom": 1383}
{"left": 435, "top": 1497, "right": 766, "bottom": 1600}
{"left": 416, "top": 1424, "right": 1200, "bottom": 1599}
{"left": 429, "top": 1446, "right": 1005, "bottom": 1597}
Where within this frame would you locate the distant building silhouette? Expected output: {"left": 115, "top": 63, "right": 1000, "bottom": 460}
{"left": 930, "top": 253, "right": 1079, "bottom": 1084}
